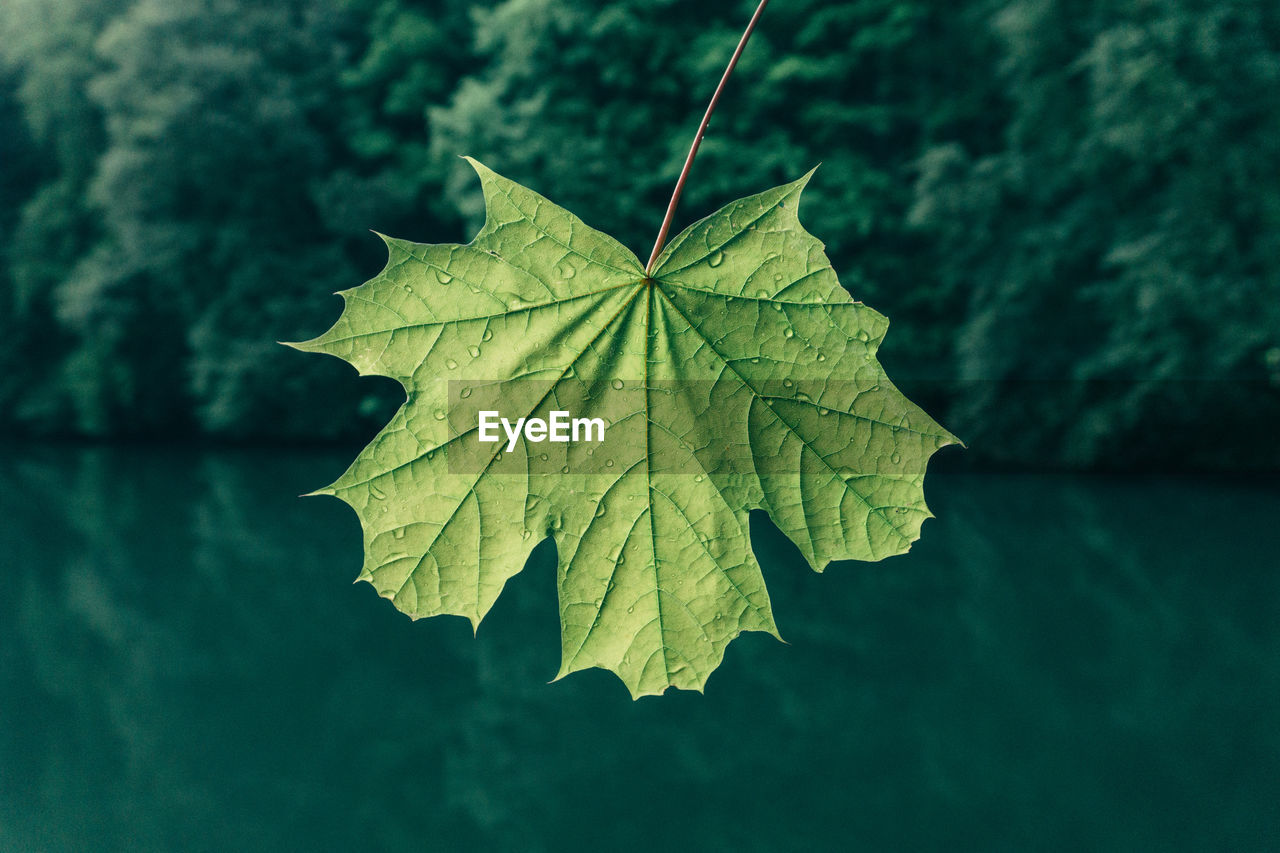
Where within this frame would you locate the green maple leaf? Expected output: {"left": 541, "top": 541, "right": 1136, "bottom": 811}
{"left": 290, "top": 158, "right": 958, "bottom": 697}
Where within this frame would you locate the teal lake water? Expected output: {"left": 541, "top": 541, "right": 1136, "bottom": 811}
{"left": 1, "top": 446, "right": 1276, "bottom": 851}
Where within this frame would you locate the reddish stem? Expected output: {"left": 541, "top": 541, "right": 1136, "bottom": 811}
{"left": 644, "top": 0, "right": 771, "bottom": 276}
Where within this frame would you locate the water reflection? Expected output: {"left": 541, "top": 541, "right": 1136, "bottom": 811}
{"left": 1, "top": 447, "right": 1276, "bottom": 850}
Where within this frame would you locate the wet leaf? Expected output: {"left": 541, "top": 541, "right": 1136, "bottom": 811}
{"left": 290, "top": 159, "right": 958, "bottom": 697}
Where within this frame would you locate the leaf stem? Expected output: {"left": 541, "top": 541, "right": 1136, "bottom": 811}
{"left": 644, "top": 0, "right": 771, "bottom": 276}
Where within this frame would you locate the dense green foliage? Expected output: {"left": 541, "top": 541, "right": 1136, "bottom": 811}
{"left": 2, "top": 0, "right": 1277, "bottom": 467}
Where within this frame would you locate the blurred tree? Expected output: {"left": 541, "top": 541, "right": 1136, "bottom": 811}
{"left": 0, "top": 0, "right": 483, "bottom": 439}
{"left": 314, "top": 0, "right": 484, "bottom": 253}
{"left": 67, "top": 0, "right": 361, "bottom": 436}
{"left": 0, "top": 0, "right": 124, "bottom": 431}
{"left": 912, "top": 0, "right": 1280, "bottom": 467}
{"left": 0, "top": 72, "right": 53, "bottom": 420}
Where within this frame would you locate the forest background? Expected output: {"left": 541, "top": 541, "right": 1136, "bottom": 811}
{"left": 2, "top": 0, "right": 1277, "bottom": 470}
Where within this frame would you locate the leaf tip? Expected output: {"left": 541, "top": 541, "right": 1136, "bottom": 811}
{"left": 788, "top": 164, "right": 820, "bottom": 196}
{"left": 627, "top": 684, "right": 658, "bottom": 701}
{"left": 459, "top": 154, "right": 489, "bottom": 177}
